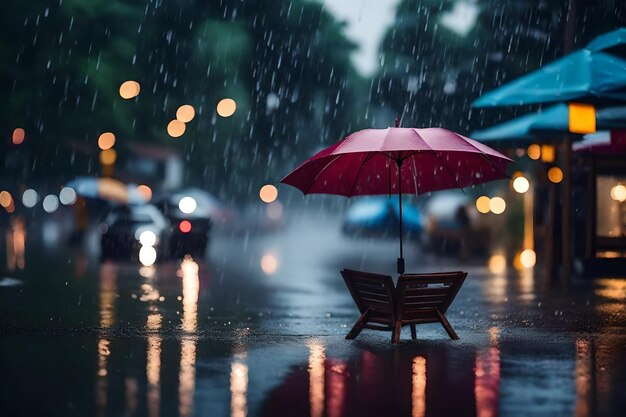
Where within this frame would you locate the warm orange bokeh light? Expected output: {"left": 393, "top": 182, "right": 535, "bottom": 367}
{"left": 476, "top": 196, "right": 491, "bottom": 214}
{"left": 569, "top": 103, "right": 596, "bottom": 134}
{"left": 167, "top": 120, "right": 186, "bottom": 138}
{"left": 527, "top": 144, "right": 541, "bottom": 160}
{"left": 137, "top": 185, "right": 153, "bottom": 202}
{"left": 12, "top": 128, "right": 25, "bottom": 144}
{"left": 119, "top": 80, "right": 141, "bottom": 99}
{"left": 548, "top": 167, "right": 563, "bottom": 183}
{"left": 98, "top": 132, "right": 116, "bottom": 150}
{"left": 99, "top": 149, "right": 117, "bottom": 165}
{"left": 611, "top": 184, "right": 626, "bottom": 202}
{"left": 261, "top": 253, "right": 278, "bottom": 275}
{"left": 259, "top": 184, "right": 278, "bottom": 203}
{"left": 540, "top": 145, "right": 555, "bottom": 163}
{"left": 216, "top": 98, "right": 237, "bottom": 117}
{"left": 176, "top": 105, "right": 196, "bottom": 123}
{"left": 488, "top": 254, "right": 506, "bottom": 275}
{"left": 0, "top": 191, "right": 13, "bottom": 208}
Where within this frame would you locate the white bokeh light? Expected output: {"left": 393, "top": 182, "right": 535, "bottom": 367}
{"left": 139, "top": 230, "right": 157, "bottom": 247}
{"left": 59, "top": 187, "right": 77, "bottom": 205}
{"left": 43, "top": 194, "right": 59, "bottom": 213}
{"left": 178, "top": 196, "right": 197, "bottom": 214}
{"left": 139, "top": 246, "right": 157, "bottom": 267}
{"left": 22, "top": 189, "right": 38, "bottom": 208}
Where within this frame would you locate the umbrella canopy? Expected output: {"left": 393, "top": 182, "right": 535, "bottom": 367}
{"left": 587, "top": 28, "right": 626, "bottom": 57}
{"left": 281, "top": 127, "right": 512, "bottom": 273}
{"left": 472, "top": 50, "right": 626, "bottom": 108}
{"left": 281, "top": 128, "right": 510, "bottom": 197}
{"left": 471, "top": 104, "right": 626, "bottom": 145}
{"left": 574, "top": 130, "right": 626, "bottom": 154}
{"left": 66, "top": 177, "right": 148, "bottom": 205}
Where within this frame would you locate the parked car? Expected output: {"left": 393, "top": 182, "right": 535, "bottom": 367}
{"left": 100, "top": 204, "right": 170, "bottom": 262}
{"left": 155, "top": 188, "right": 224, "bottom": 258}
{"left": 342, "top": 197, "right": 423, "bottom": 238}
{"left": 422, "top": 192, "right": 490, "bottom": 256}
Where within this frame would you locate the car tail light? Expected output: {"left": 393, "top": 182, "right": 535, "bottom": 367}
{"left": 179, "top": 220, "right": 192, "bottom": 233}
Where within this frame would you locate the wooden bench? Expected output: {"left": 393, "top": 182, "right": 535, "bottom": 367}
{"left": 341, "top": 269, "right": 467, "bottom": 343}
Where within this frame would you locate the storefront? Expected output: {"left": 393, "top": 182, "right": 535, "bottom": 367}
{"left": 572, "top": 131, "right": 626, "bottom": 276}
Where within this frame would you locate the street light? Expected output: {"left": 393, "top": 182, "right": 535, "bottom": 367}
{"left": 611, "top": 184, "right": 626, "bottom": 202}
{"left": 476, "top": 196, "right": 490, "bottom": 214}
{"left": 167, "top": 120, "right": 186, "bottom": 138}
{"left": 217, "top": 98, "right": 237, "bottom": 117}
{"left": 489, "top": 197, "right": 506, "bottom": 214}
{"left": 548, "top": 167, "right": 563, "bottom": 184}
{"left": 119, "top": 81, "right": 141, "bottom": 99}
{"left": 513, "top": 176, "right": 530, "bottom": 194}
{"left": 259, "top": 185, "right": 278, "bottom": 203}
{"left": 176, "top": 105, "right": 195, "bottom": 123}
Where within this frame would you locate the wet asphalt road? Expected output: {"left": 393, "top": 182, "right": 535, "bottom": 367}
{"left": 1, "top": 208, "right": 626, "bottom": 417}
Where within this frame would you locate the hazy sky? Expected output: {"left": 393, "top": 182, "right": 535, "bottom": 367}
{"left": 322, "top": 0, "right": 401, "bottom": 76}
{"left": 322, "top": 0, "right": 479, "bottom": 76}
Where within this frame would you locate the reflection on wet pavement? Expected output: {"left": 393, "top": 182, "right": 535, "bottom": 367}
{"left": 1, "top": 212, "right": 626, "bottom": 416}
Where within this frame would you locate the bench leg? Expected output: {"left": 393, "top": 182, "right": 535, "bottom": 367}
{"left": 410, "top": 324, "right": 417, "bottom": 340}
{"left": 435, "top": 310, "right": 459, "bottom": 340}
{"left": 346, "top": 309, "right": 370, "bottom": 340}
{"left": 392, "top": 321, "right": 402, "bottom": 344}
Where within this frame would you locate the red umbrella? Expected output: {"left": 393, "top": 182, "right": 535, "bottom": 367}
{"left": 280, "top": 122, "right": 512, "bottom": 274}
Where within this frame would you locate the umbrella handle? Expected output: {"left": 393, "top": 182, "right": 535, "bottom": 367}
{"left": 397, "top": 257, "right": 405, "bottom": 275}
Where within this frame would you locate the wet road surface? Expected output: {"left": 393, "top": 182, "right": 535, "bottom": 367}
{"left": 1, "top": 209, "right": 626, "bottom": 417}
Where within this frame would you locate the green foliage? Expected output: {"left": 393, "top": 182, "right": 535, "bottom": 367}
{"left": 1, "top": 0, "right": 359, "bottom": 195}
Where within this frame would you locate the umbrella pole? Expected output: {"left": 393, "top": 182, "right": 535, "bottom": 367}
{"left": 397, "top": 159, "right": 405, "bottom": 275}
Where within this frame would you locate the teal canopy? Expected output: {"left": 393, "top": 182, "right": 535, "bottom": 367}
{"left": 471, "top": 104, "right": 626, "bottom": 145}
{"left": 472, "top": 50, "right": 626, "bottom": 108}
{"left": 587, "top": 28, "right": 626, "bottom": 57}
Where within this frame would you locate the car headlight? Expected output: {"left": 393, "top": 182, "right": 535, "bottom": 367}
{"left": 139, "top": 230, "right": 157, "bottom": 247}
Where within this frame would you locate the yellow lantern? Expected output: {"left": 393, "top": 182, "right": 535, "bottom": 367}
{"left": 568, "top": 103, "right": 596, "bottom": 134}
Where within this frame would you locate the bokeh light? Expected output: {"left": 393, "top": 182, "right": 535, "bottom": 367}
{"left": 176, "top": 105, "right": 196, "bottom": 123}
{"left": 548, "top": 167, "right": 563, "bottom": 183}
{"left": 22, "top": 189, "right": 38, "bottom": 208}
{"left": 178, "top": 196, "right": 197, "bottom": 214}
{"left": 259, "top": 184, "right": 278, "bottom": 203}
{"left": 0, "top": 191, "right": 13, "bottom": 208}
{"left": 261, "top": 253, "right": 278, "bottom": 275}
{"left": 488, "top": 254, "right": 506, "bottom": 275}
{"left": 167, "top": 119, "right": 186, "bottom": 138}
{"left": 140, "top": 230, "right": 157, "bottom": 247}
{"left": 541, "top": 145, "right": 555, "bottom": 163}
{"left": 569, "top": 103, "right": 596, "bottom": 134}
{"left": 489, "top": 197, "right": 506, "bottom": 214}
{"left": 520, "top": 249, "right": 537, "bottom": 268}
{"left": 527, "top": 144, "right": 541, "bottom": 160}
{"left": 137, "top": 185, "right": 152, "bottom": 202}
{"left": 139, "top": 246, "right": 157, "bottom": 267}
{"left": 216, "top": 98, "right": 237, "bottom": 117}
{"left": 119, "top": 80, "right": 141, "bottom": 99}
{"left": 266, "top": 201, "right": 283, "bottom": 220}
{"left": 611, "top": 184, "right": 626, "bottom": 202}
{"left": 98, "top": 132, "right": 116, "bottom": 150}
{"left": 99, "top": 149, "right": 117, "bottom": 165}
{"left": 475, "top": 196, "right": 491, "bottom": 214}
{"left": 43, "top": 194, "right": 59, "bottom": 213}
{"left": 179, "top": 220, "right": 192, "bottom": 233}
{"left": 12, "top": 128, "right": 25, "bottom": 145}
{"left": 512, "top": 176, "right": 530, "bottom": 194}
{"left": 59, "top": 187, "right": 77, "bottom": 205}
